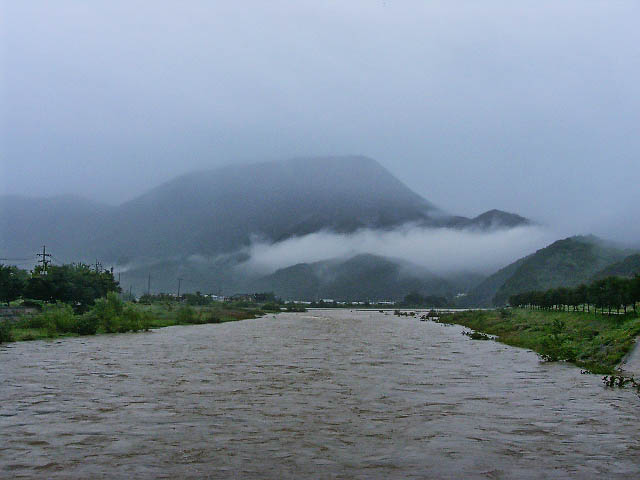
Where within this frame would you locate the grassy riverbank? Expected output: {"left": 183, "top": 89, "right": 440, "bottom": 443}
{"left": 443, "top": 308, "right": 640, "bottom": 374}
{"left": 2, "top": 299, "right": 265, "bottom": 343}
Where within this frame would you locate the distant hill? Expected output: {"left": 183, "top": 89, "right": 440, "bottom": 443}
{"left": 464, "top": 236, "right": 632, "bottom": 307}
{"left": 592, "top": 254, "right": 640, "bottom": 280}
{"left": 446, "top": 209, "right": 531, "bottom": 230}
{"left": 460, "top": 255, "right": 531, "bottom": 307}
{"left": 1, "top": 156, "right": 531, "bottom": 262}
{"left": 1, "top": 156, "right": 531, "bottom": 295}
{"left": 247, "top": 254, "right": 454, "bottom": 301}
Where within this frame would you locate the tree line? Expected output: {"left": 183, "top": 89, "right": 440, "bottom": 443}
{"left": 508, "top": 275, "right": 640, "bottom": 315}
{"left": 0, "top": 263, "right": 120, "bottom": 311}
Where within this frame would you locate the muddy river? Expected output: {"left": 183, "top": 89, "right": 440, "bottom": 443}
{"left": 1, "top": 310, "right": 638, "bottom": 478}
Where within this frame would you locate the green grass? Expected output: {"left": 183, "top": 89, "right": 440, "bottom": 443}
{"left": 444, "top": 308, "right": 640, "bottom": 374}
{"left": 1, "top": 303, "right": 265, "bottom": 343}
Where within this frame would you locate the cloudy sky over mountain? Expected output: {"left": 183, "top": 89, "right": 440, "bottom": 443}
{"left": 2, "top": 1, "right": 639, "bottom": 239}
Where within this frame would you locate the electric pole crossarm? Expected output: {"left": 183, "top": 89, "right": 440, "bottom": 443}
{"left": 36, "top": 245, "right": 52, "bottom": 272}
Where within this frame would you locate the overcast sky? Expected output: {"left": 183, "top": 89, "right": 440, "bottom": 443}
{"left": 2, "top": 1, "right": 639, "bottom": 240}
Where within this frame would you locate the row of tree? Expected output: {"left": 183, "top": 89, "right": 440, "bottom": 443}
{"left": 0, "top": 263, "right": 120, "bottom": 311}
{"left": 508, "top": 275, "right": 640, "bottom": 315}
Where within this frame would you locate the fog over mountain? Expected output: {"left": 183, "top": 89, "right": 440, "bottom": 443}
{"left": 1, "top": 156, "right": 546, "bottom": 284}
{"left": 2, "top": 2, "right": 640, "bottom": 242}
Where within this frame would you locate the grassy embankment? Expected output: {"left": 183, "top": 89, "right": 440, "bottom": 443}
{"left": 1, "top": 297, "right": 266, "bottom": 343}
{"left": 442, "top": 308, "right": 640, "bottom": 374}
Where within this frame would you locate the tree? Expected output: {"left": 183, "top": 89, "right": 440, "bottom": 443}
{"left": 0, "top": 264, "right": 27, "bottom": 305}
{"left": 24, "top": 263, "right": 120, "bottom": 311}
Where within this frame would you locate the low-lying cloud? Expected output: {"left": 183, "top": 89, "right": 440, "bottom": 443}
{"left": 239, "top": 224, "right": 557, "bottom": 276}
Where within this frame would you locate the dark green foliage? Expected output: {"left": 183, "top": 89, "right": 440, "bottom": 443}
{"left": 73, "top": 314, "right": 99, "bottom": 335}
{"left": 24, "top": 264, "right": 120, "bottom": 311}
{"left": 401, "top": 292, "right": 449, "bottom": 308}
{"left": 492, "top": 236, "right": 628, "bottom": 306}
{"left": 449, "top": 309, "right": 640, "bottom": 374}
{"left": 285, "top": 304, "right": 307, "bottom": 312}
{"left": 462, "top": 330, "right": 491, "bottom": 340}
{"left": 463, "top": 236, "right": 631, "bottom": 307}
{"left": 0, "top": 320, "right": 13, "bottom": 343}
{"left": 176, "top": 305, "right": 197, "bottom": 324}
{"left": 39, "top": 303, "right": 75, "bottom": 336}
{"left": 183, "top": 292, "right": 212, "bottom": 306}
{"left": 593, "top": 254, "right": 640, "bottom": 280}
{"left": 92, "top": 292, "right": 125, "bottom": 333}
{"left": 0, "top": 264, "right": 28, "bottom": 304}
{"left": 261, "top": 302, "right": 281, "bottom": 312}
{"left": 509, "top": 274, "right": 640, "bottom": 316}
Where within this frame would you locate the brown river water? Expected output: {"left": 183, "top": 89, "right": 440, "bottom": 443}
{"left": 1, "top": 310, "right": 639, "bottom": 479}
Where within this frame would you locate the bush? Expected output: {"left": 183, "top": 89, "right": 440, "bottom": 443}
{"left": 74, "top": 313, "right": 99, "bottom": 335}
{"left": 92, "top": 292, "right": 125, "bottom": 333}
{"left": 285, "top": 304, "right": 307, "bottom": 312}
{"left": 176, "top": 305, "right": 196, "bottom": 324}
{"left": 262, "top": 303, "right": 281, "bottom": 312}
{"left": 0, "top": 320, "right": 13, "bottom": 343}
{"left": 39, "top": 303, "right": 75, "bottom": 336}
{"left": 121, "top": 306, "right": 144, "bottom": 332}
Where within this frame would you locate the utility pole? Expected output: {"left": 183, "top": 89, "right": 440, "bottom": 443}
{"left": 177, "top": 277, "right": 183, "bottom": 298}
{"left": 147, "top": 273, "right": 151, "bottom": 296}
{"left": 36, "top": 245, "right": 52, "bottom": 272}
{"left": 94, "top": 259, "right": 102, "bottom": 273}
{"left": 129, "top": 285, "right": 133, "bottom": 300}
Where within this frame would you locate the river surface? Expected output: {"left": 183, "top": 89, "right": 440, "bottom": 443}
{"left": 1, "top": 310, "right": 638, "bottom": 479}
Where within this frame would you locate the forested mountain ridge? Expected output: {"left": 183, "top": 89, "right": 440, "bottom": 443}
{"left": 246, "top": 254, "right": 455, "bottom": 302}
{"left": 464, "top": 236, "right": 633, "bottom": 307}
{"left": 592, "top": 254, "right": 640, "bottom": 280}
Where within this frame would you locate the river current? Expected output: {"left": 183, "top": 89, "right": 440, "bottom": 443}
{"left": 1, "top": 310, "right": 638, "bottom": 478}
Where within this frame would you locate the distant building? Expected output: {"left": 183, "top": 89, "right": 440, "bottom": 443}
{"left": 229, "top": 293, "right": 256, "bottom": 302}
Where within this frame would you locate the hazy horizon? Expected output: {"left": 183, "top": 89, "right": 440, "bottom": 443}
{"left": 2, "top": 1, "right": 640, "bottom": 241}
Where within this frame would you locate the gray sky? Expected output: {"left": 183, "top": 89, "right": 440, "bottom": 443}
{"left": 2, "top": 1, "right": 639, "bottom": 240}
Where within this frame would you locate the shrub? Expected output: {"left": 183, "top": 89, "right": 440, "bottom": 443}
{"left": 285, "top": 304, "right": 307, "bottom": 312}
{"left": 262, "top": 303, "right": 281, "bottom": 312}
{"left": 176, "top": 305, "right": 196, "bottom": 324}
{"left": 39, "top": 303, "right": 75, "bottom": 335}
{"left": 120, "top": 306, "right": 144, "bottom": 332}
{"left": 0, "top": 320, "right": 13, "bottom": 343}
{"left": 74, "top": 313, "right": 99, "bottom": 335}
{"left": 91, "top": 292, "right": 125, "bottom": 333}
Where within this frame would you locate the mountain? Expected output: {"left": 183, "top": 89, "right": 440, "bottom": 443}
{"left": 246, "top": 254, "right": 454, "bottom": 301}
{"left": 592, "top": 254, "right": 640, "bottom": 280}
{"left": 1, "top": 156, "right": 530, "bottom": 294}
{"left": 459, "top": 255, "right": 531, "bottom": 307}
{"left": 445, "top": 209, "right": 531, "bottom": 230}
{"left": 91, "top": 156, "right": 443, "bottom": 262}
{"left": 464, "top": 236, "right": 631, "bottom": 306}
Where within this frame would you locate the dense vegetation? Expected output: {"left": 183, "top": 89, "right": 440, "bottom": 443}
{"left": 0, "top": 263, "right": 267, "bottom": 344}
{"left": 445, "top": 308, "right": 640, "bottom": 374}
{"left": 509, "top": 275, "right": 640, "bottom": 315}
{"left": 400, "top": 292, "right": 449, "bottom": 308}
{"left": 4, "top": 293, "right": 264, "bottom": 343}
{"left": 463, "top": 236, "right": 633, "bottom": 307}
{"left": 593, "top": 254, "right": 640, "bottom": 280}
{"left": 0, "top": 263, "right": 119, "bottom": 311}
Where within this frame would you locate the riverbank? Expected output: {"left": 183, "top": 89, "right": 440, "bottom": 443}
{"left": 2, "top": 302, "right": 265, "bottom": 343}
{"left": 441, "top": 308, "right": 640, "bottom": 374}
